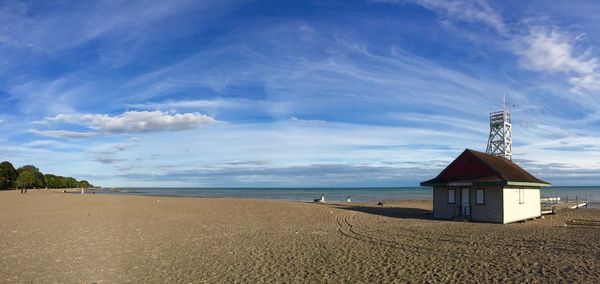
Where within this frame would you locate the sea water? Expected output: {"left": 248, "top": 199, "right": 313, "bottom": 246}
{"left": 103, "top": 186, "right": 600, "bottom": 208}
{"left": 105, "top": 187, "right": 430, "bottom": 202}
{"left": 540, "top": 186, "right": 600, "bottom": 208}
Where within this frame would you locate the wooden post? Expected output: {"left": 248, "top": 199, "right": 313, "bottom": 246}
{"left": 576, "top": 196, "right": 578, "bottom": 209}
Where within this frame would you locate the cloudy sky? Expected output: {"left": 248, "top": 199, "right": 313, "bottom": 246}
{"left": 1, "top": 0, "right": 600, "bottom": 187}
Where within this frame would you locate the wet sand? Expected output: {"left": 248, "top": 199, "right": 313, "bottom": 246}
{"left": 0, "top": 189, "right": 599, "bottom": 283}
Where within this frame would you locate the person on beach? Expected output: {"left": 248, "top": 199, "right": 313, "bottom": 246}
{"left": 347, "top": 196, "right": 351, "bottom": 203}
{"left": 320, "top": 194, "right": 325, "bottom": 203}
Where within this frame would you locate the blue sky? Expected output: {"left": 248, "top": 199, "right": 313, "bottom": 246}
{"left": 1, "top": 0, "right": 600, "bottom": 187}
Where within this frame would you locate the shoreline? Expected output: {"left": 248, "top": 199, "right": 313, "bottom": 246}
{"left": 10, "top": 187, "right": 600, "bottom": 208}
{"left": 50, "top": 187, "right": 600, "bottom": 208}
{"left": 89, "top": 189, "right": 435, "bottom": 204}
{"left": 7, "top": 187, "right": 600, "bottom": 209}
{"left": 17, "top": 187, "right": 435, "bottom": 205}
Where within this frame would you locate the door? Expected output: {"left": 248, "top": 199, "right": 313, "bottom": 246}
{"left": 461, "top": 187, "right": 470, "bottom": 217}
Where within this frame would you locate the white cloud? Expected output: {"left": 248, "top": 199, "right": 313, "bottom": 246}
{"left": 569, "top": 73, "right": 600, "bottom": 92}
{"left": 80, "top": 111, "right": 216, "bottom": 133}
{"left": 514, "top": 28, "right": 600, "bottom": 92}
{"left": 515, "top": 29, "right": 597, "bottom": 74}
{"left": 44, "top": 110, "right": 216, "bottom": 134}
{"left": 47, "top": 114, "right": 76, "bottom": 123}
{"left": 290, "top": 116, "right": 326, "bottom": 124}
{"left": 26, "top": 129, "right": 97, "bottom": 139}
{"left": 29, "top": 120, "right": 50, "bottom": 126}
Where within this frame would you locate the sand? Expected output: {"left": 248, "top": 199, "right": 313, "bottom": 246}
{"left": 0, "top": 190, "right": 599, "bottom": 283}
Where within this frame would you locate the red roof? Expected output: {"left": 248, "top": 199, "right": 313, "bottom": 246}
{"left": 420, "top": 149, "right": 550, "bottom": 187}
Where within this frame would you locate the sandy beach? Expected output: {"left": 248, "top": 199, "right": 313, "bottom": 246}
{"left": 0, "top": 190, "right": 598, "bottom": 283}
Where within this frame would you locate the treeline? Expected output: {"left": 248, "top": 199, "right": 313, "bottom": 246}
{"left": 0, "top": 161, "right": 94, "bottom": 190}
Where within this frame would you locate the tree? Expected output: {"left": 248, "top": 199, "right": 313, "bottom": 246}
{"left": 1, "top": 161, "right": 95, "bottom": 189}
{"left": 17, "top": 165, "right": 40, "bottom": 174}
{"left": 44, "top": 174, "right": 61, "bottom": 188}
{"left": 0, "top": 161, "right": 18, "bottom": 189}
{"left": 15, "top": 171, "right": 36, "bottom": 189}
{"left": 17, "top": 165, "right": 46, "bottom": 189}
{"left": 78, "top": 180, "right": 92, "bottom": 188}
{"left": 41, "top": 174, "right": 95, "bottom": 189}
{"left": 65, "top": 177, "right": 77, "bottom": 188}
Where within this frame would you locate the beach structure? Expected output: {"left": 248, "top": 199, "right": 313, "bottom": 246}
{"left": 421, "top": 149, "right": 550, "bottom": 223}
{"left": 486, "top": 109, "right": 512, "bottom": 160}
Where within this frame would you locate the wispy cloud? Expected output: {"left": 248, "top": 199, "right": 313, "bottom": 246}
{"left": 119, "top": 22, "right": 511, "bottom": 123}
{"left": 108, "top": 163, "right": 429, "bottom": 187}
{"left": 22, "top": 139, "right": 74, "bottom": 149}
{"left": 128, "top": 98, "right": 246, "bottom": 110}
{"left": 93, "top": 156, "right": 123, "bottom": 164}
{"left": 0, "top": 0, "right": 225, "bottom": 53}
{"left": 387, "top": 0, "right": 600, "bottom": 94}
{"left": 218, "top": 160, "right": 269, "bottom": 166}
{"left": 26, "top": 129, "right": 97, "bottom": 139}
{"left": 376, "top": 0, "right": 505, "bottom": 34}
{"left": 90, "top": 140, "right": 140, "bottom": 164}
{"left": 6, "top": 76, "right": 86, "bottom": 117}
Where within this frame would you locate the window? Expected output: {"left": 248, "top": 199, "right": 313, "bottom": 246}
{"left": 519, "top": 189, "right": 525, "bottom": 204}
{"left": 476, "top": 189, "right": 484, "bottom": 205}
{"left": 448, "top": 189, "right": 455, "bottom": 204}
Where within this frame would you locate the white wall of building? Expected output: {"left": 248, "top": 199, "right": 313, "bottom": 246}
{"left": 502, "top": 187, "right": 541, "bottom": 224}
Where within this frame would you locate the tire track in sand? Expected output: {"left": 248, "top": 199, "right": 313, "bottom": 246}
{"left": 350, "top": 210, "right": 590, "bottom": 256}
{"left": 335, "top": 212, "right": 453, "bottom": 257}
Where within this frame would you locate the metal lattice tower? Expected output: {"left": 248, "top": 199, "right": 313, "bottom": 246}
{"left": 486, "top": 104, "right": 512, "bottom": 160}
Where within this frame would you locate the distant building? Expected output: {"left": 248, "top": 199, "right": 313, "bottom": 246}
{"left": 420, "top": 149, "right": 550, "bottom": 224}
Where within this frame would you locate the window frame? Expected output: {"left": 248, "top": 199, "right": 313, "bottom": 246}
{"left": 518, "top": 188, "right": 525, "bottom": 204}
{"left": 475, "top": 188, "right": 485, "bottom": 205}
{"left": 448, "top": 188, "right": 456, "bottom": 204}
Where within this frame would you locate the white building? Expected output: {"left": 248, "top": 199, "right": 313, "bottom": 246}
{"left": 420, "top": 149, "right": 550, "bottom": 224}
